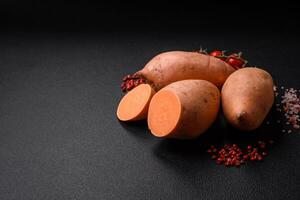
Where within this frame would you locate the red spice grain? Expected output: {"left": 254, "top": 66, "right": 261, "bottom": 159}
{"left": 208, "top": 140, "right": 274, "bottom": 168}
{"left": 121, "top": 73, "right": 146, "bottom": 92}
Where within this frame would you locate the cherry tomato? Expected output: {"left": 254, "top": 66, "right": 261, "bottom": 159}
{"left": 210, "top": 50, "right": 227, "bottom": 61}
{"left": 226, "top": 52, "right": 247, "bottom": 69}
{"left": 226, "top": 57, "right": 245, "bottom": 69}
{"left": 210, "top": 50, "right": 223, "bottom": 57}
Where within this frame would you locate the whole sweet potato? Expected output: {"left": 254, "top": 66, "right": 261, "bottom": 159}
{"left": 136, "top": 51, "right": 235, "bottom": 90}
{"left": 221, "top": 67, "right": 274, "bottom": 131}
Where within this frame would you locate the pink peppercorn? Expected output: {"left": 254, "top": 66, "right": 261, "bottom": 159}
{"left": 207, "top": 139, "right": 274, "bottom": 168}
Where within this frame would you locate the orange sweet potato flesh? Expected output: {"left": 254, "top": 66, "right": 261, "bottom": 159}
{"left": 137, "top": 51, "right": 235, "bottom": 91}
{"left": 221, "top": 67, "right": 274, "bottom": 131}
{"left": 148, "top": 80, "right": 220, "bottom": 139}
{"left": 117, "top": 84, "right": 155, "bottom": 121}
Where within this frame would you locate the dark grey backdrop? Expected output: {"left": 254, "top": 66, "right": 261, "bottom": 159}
{"left": 0, "top": 2, "right": 300, "bottom": 200}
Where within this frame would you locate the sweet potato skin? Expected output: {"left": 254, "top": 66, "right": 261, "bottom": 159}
{"left": 221, "top": 67, "right": 274, "bottom": 131}
{"left": 148, "top": 80, "right": 220, "bottom": 139}
{"left": 137, "top": 51, "right": 235, "bottom": 91}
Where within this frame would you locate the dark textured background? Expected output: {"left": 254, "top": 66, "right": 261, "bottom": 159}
{"left": 0, "top": 1, "right": 300, "bottom": 200}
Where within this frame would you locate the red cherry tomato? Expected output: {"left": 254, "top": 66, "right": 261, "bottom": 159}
{"left": 210, "top": 50, "right": 227, "bottom": 61}
{"left": 226, "top": 57, "right": 245, "bottom": 69}
{"left": 226, "top": 52, "right": 247, "bottom": 69}
{"left": 210, "top": 50, "right": 223, "bottom": 57}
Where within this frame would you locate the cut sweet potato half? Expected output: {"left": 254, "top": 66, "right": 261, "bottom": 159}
{"left": 147, "top": 90, "right": 182, "bottom": 137}
{"left": 117, "top": 84, "right": 155, "bottom": 121}
{"left": 148, "top": 80, "right": 220, "bottom": 139}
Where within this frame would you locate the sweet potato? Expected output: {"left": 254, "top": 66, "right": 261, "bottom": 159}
{"left": 221, "top": 67, "right": 274, "bottom": 131}
{"left": 136, "top": 51, "right": 235, "bottom": 90}
{"left": 148, "top": 80, "right": 220, "bottom": 139}
{"left": 117, "top": 84, "right": 155, "bottom": 121}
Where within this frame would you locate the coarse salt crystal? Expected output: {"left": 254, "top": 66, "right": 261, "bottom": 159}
{"left": 277, "top": 86, "right": 300, "bottom": 133}
{"left": 293, "top": 125, "right": 300, "bottom": 129}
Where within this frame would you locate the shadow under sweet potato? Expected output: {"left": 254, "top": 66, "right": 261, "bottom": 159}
{"left": 119, "top": 119, "right": 152, "bottom": 139}
{"left": 151, "top": 106, "right": 286, "bottom": 168}
{"left": 151, "top": 113, "right": 226, "bottom": 164}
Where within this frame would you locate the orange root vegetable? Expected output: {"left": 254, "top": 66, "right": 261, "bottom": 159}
{"left": 117, "top": 84, "right": 155, "bottom": 121}
{"left": 221, "top": 67, "right": 274, "bottom": 131}
{"left": 135, "top": 51, "right": 235, "bottom": 91}
{"left": 148, "top": 80, "right": 220, "bottom": 139}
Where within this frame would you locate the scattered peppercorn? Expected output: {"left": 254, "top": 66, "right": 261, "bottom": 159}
{"left": 207, "top": 140, "right": 274, "bottom": 168}
{"left": 121, "top": 73, "right": 146, "bottom": 92}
